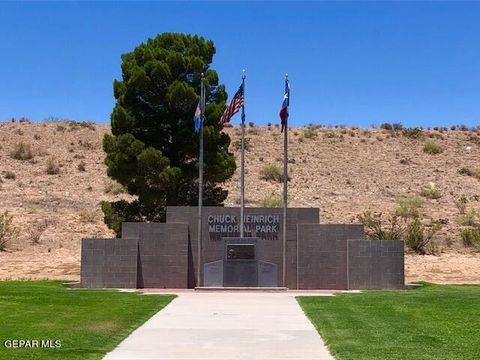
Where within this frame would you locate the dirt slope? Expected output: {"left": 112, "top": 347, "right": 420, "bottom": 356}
{"left": 0, "top": 121, "right": 479, "bottom": 283}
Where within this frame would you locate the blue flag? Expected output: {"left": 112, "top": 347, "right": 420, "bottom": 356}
{"left": 193, "top": 98, "right": 202, "bottom": 133}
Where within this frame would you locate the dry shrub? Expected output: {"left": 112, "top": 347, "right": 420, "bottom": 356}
{"left": 28, "top": 220, "right": 49, "bottom": 244}
{"left": 323, "top": 131, "right": 337, "bottom": 139}
{"left": 78, "top": 121, "right": 96, "bottom": 131}
{"left": 420, "top": 183, "right": 442, "bottom": 199}
{"left": 461, "top": 228, "right": 480, "bottom": 249}
{"left": 10, "top": 142, "right": 33, "bottom": 160}
{"left": 104, "top": 180, "right": 125, "bottom": 195}
{"left": 79, "top": 209, "right": 99, "bottom": 223}
{"left": 395, "top": 197, "right": 424, "bottom": 219}
{"left": 459, "top": 209, "right": 479, "bottom": 227}
{"left": 423, "top": 140, "right": 443, "bottom": 155}
{"left": 454, "top": 196, "right": 468, "bottom": 215}
{"left": 260, "top": 164, "right": 284, "bottom": 183}
{"left": 358, "top": 210, "right": 443, "bottom": 254}
{"left": 0, "top": 211, "right": 17, "bottom": 251}
{"left": 402, "top": 127, "right": 423, "bottom": 139}
{"left": 46, "top": 157, "right": 60, "bottom": 175}
{"left": 357, "top": 211, "right": 404, "bottom": 240}
{"left": 304, "top": 126, "right": 318, "bottom": 139}
{"left": 405, "top": 218, "right": 443, "bottom": 255}
{"left": 258, "top": 195, "right": 283, "bottom": 208}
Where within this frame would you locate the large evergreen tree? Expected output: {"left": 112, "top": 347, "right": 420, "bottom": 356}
{"left": 102, "top": 33, "right": 236, "bottom": 236}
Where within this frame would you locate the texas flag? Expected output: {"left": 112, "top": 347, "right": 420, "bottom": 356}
{"left": 279, "top": 79, "right": 290, "bottom": 132}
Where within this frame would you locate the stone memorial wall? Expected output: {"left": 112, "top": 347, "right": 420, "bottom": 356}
{"left": 80, "top": 206, "right": 405, "bottom": 290}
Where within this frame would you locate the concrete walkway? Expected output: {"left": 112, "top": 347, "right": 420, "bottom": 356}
{"left": 103, "top": 292, "right": 334, "bottom": 360}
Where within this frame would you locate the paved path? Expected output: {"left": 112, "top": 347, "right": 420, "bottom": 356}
{"left": 103, "top": 292, "right": 334, "bottom": 360}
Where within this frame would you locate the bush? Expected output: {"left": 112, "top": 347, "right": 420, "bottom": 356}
{"left": 395, "top": 197, "right": 424, "bottom": 219}
{"left": 46, "top": 157, "right": 60, "bottom": 175}
{"left": 104, "top": 180, "right": 125, "bottom": 195}
{"left": 79, "top": 209, "right": 99, "bottom": 223}
{"left": 405, "top": 218, "right": 442, "bottom": 255}
{"left": 323, "top": 131, "right": 337, "bottom": 139}
{"left": 392, "top": 123, "right": 403, "bottom": 131}
{"left": 0, "top": 211, "right": 17, "bottom": 251}
{"left": 459, "top": 209, "right": 479, "bottom": 227}
{"left": 357, "top": 211, "right": 404, "bottom": 240}
{"left": 423, "top": 141, "right": 442, "bottom": 155}
{"left": 258, "top": 195, "right": 283, "bottom": 208}
{"left": 420, "top": 183, "right": 442, "bottom": 199}
{"left": 380, "top": 123, "right": 393, "bottom": 130}
{"left": 454, "top": 196, "right": 468, "bottom": 215}
{"left": 303, "top": 127, "right": 318, "bottom": 139}
{"left": 260, "top": 164, "right": 284, "bottom": 183}
{"left": 79, "top": 121, "right": 96, "bottom": 131}
{"left": 460, "top": 228, "right": 480, "bottom": 248}
{"left": 402, "top": 128, "right": 423, "bottom": 139}
{"left": 10, "top": 142, "right": 33, "bottom": 160}
{"left": 27, "top": 220, "right": 49, "bottom": 245}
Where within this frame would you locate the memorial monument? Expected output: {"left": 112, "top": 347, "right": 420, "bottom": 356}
{"left": 80, "top": 206, "right": 405, "bottom": 290}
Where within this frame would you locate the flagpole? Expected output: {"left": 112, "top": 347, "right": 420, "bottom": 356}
{"left": 240, "top": 69, "right": 246, "bottom": 238}
{"left": 282, "top": 74, "right": 289, "bottom": 288}
{"left": 197, "top": 75, "right": 205, "bottom": 287}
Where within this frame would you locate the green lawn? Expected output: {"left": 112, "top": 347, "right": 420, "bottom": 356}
{"left": 0, "top": 281, "right": 175, "bottom": 360}
{"left": 297, "top": 283, "right": 480, "bottom": 360}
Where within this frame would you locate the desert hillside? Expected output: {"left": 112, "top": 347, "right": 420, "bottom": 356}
{"left": 0, "top": 120, "right": 479, "bottom": 283}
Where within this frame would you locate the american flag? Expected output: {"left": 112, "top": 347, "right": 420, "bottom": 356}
{"left": 279, "top": 79, "right": 290, "bottom": 133}
{"left": 220, "top": 84, "right": 244, "bottom": 125}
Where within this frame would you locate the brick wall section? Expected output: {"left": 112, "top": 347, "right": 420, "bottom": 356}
{"left": 348, "top": 240, "right": 405, "bottom": 289}
{"left": 297, "top": 224, "right": 364, "bottom": 289}
{"left": 122, "top": 222, "right": 189, "bottom": 288}
{"left": 81, "top": 238, "right": 137, "bottom": 288}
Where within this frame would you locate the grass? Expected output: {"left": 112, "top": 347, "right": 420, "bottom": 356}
{"left": 298, "top": 283, "right": 480, "bottom": 360}
{"left": 0, "top": 281, "right": 174, "bottom": 360}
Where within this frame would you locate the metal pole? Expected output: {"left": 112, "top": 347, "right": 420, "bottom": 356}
{"left": 240, "top": 70, "right": 246, "bottom": 238}
{"left": 282, "top": 74, "right": 289, "bottom": 288}
{"left": 197, "top": 75, "right": 205, "bottom": 287}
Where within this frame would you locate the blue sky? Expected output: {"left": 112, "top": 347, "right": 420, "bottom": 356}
{"left": 1, "top": 1, "right": 479, "bottom": 128}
